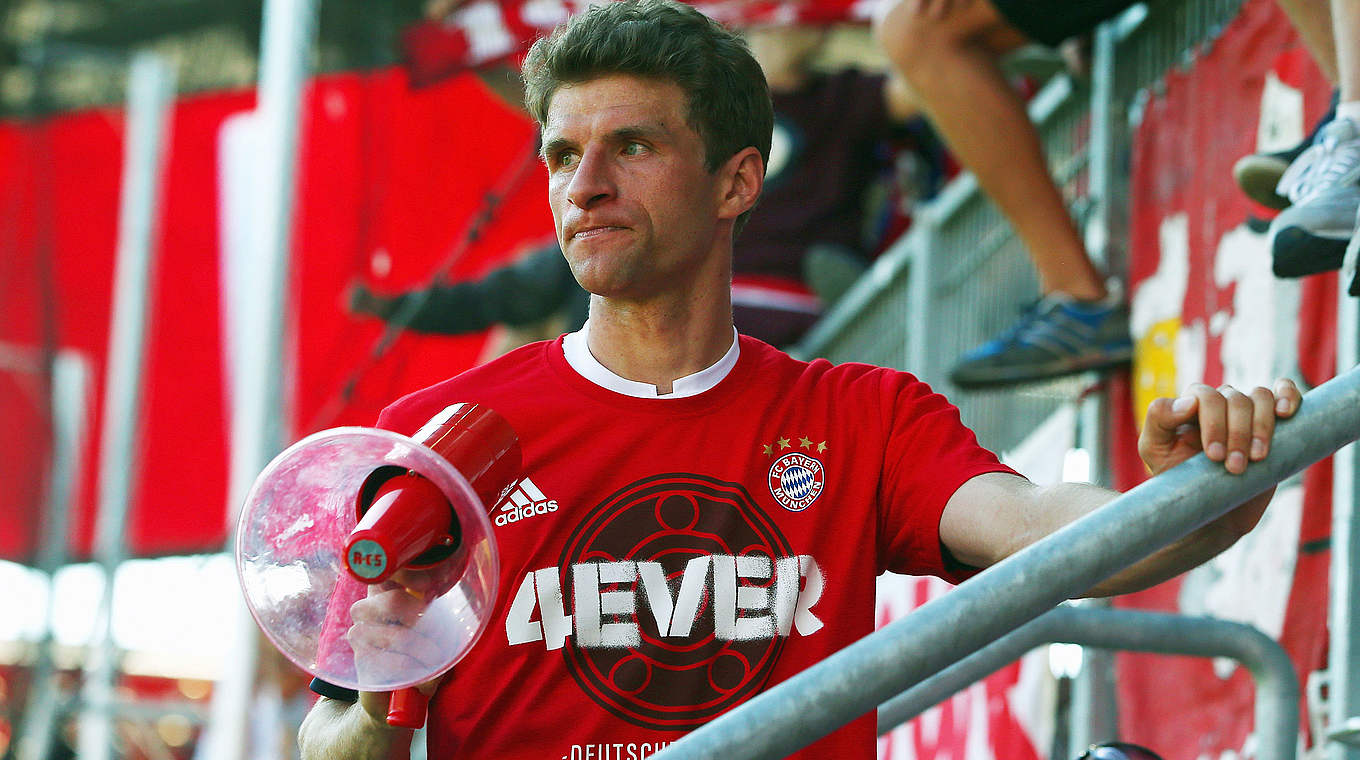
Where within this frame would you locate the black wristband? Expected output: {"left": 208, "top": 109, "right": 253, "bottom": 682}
{"left": 310, "top": 677, "right": 359, "bottom": 703}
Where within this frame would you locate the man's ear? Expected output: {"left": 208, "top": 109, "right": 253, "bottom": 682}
{"left": 716, "top": 146, "right": 764, "bottom": 221}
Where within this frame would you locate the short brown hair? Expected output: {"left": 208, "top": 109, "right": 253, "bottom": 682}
{"left": 521, "top": 0, "right": 772, "bottom": 229}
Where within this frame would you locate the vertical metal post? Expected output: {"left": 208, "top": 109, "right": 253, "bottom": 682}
{"left": 1084, "top": 21, "right": 1119, "bottom": 276}
{"left": 197, "top": 1, "right": 317, "bottom": 759}
{"left": 906, "top": 218, "right": 938, "bottom": 377}
{"left": 75, "top": 51, "right": 174, "bottom": 760}
{"left": 1329, "top": 292, "right": 1360, "bottom": 756}
{"left": 1069, "top": 604, "right": 1120, "bottom": 749}
{"left": 1070, "top": 401, "right": 1120, "bottom": 747}
{"left": 246, "top": 0, "right": 315, "bottom": 476}
{"left": 17, "top": 353, "right": 89, "bottom": 760}
{"left": 1068, "top": 20, "right": 1123, "bottom": 750}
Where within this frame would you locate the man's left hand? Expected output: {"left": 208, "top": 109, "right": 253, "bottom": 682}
{"left": 1138, "top": 379, "right": 1301, "bottom": 477}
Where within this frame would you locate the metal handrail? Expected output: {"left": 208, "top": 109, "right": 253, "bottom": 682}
{"left": 653, "top": 365, "right": 1360, "bottom": 760}
{"left": 877, "top": 606, "right": 1299, "bottom": 760}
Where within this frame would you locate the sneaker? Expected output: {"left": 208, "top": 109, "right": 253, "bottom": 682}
{"left": 1234, "top": 148, "right": 1303, "bottom": 210}
{"left": 1078, "top": 743, "right": 1165, "bottom": 760}
{"left": 1234, "top": 99, "right": 1337, "bottom": 210}
{"left": 948, "top": 293, "right": 1133, "bottom": 389}
{"left": 1269, "top": 117, "right": 1360, "bottom": 278}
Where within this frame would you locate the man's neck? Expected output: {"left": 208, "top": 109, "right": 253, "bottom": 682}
{"left": 584, "top": 284, "right": 735, "bottom": 396}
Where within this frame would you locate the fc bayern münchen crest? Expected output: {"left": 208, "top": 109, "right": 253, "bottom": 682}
{"left": 767, "top": 452, "right": 825, "bottom": 512}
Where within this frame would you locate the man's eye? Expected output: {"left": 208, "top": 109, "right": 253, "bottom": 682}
{"left": 622, "top": 142, "right": 645, "bottom": 156}
{"left": 557, "top": 152, "right": 577, "bottom": 168}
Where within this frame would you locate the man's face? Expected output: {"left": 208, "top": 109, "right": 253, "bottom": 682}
{"left": 540, "top": 74, "right": 727, "bottom": 301}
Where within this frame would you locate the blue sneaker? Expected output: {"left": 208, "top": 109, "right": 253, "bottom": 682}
{"left": 949, "top": 294, "right": 1133, "bottom": 389}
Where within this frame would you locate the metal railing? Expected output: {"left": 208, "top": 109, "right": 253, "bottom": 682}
{"left": 653, "top": 364, "right": 1360, "bottom": 759}
{"left": 877, "top": 606, "right": 1299, "bottom": 760}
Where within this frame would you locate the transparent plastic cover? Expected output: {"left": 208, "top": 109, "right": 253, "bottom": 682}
{"left": 236, "top": 427, "right": 499, "bottom": 692}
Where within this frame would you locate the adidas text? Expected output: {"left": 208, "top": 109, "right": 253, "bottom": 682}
{"left": 496, "top": 499, "right": 558, "bottom": 526}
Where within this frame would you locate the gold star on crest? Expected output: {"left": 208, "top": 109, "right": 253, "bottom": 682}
{"left": 799, "top": 436, "right": 813, "bottom": 449}
{"left": 817, "top": 441, "right": 828, "bottom": 453}
{"left": 762, "top": 443, "right": 773, "bottom": 456}
{"left": 777, "top": 437, "right": 792, "bottom": 450}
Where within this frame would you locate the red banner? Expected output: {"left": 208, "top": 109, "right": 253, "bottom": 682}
{"left": 0, "top": 68, "right": 552, "bottom": 563}
{"left": 401, "top": 0, "right": 872, "bottom": 87}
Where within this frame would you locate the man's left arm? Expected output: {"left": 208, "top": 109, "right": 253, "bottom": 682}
{"left": 938, "top": 379, "right": 1302, "bottom": 597}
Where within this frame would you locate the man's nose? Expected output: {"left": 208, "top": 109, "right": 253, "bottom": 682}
{"left": 566, "top": 147, "right": 615, "bottom": 209}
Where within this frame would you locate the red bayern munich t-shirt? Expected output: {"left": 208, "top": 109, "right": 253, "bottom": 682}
{"left": 375, "top": 333, "right": 1018, "bottom": 759}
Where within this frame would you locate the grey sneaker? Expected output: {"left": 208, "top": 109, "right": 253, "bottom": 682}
{"left": 948, "top": 293, "right": 1132, "bottom": 389}
{"left": 1270, "top": 117, "right": 1360, "bottom": 277}
{"left": 1235, "top": 99, "right": 1336, "bottom": 210}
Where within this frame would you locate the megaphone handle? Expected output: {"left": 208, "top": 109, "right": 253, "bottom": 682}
{"left": 387, "top": 687, "right": 428, "bottom": 728}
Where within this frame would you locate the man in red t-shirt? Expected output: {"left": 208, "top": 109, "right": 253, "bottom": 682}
{"left": 298, "top": 2, "right": 1300, "bottom": 757}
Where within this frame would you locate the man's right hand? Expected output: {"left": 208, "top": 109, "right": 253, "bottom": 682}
{"left": 348, "top": 581, "right": 447, "bottom": 721}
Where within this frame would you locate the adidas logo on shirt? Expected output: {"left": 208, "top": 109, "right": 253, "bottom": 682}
{"left": 494, "top": 477, "right": 558, "bottom": 527}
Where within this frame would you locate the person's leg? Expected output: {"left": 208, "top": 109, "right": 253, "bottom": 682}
{"left": 873, "top": 0, "right": 1106, "bottom": 301}
{"left": 1332, "top": 0, "right": 1360, "bottom": 104}
{"left": 1278, "top": 0, "right": 1338, "bottom": 84}
{"left": 875, "top": 0, "right": 1132, "bottom": 388}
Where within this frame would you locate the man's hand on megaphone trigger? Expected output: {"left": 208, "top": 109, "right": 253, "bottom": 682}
{"left": 347, "top": 583, "right": 444, "bottom": 677}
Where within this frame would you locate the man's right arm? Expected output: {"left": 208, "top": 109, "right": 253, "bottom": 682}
{"left": 298, "top": 692, "right": 413, "bottom": 760}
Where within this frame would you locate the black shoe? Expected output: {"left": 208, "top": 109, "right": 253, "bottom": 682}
{"left": 1233, "top": 149, "right": 1300, "bottom": 210}
{"left": 1234, "top": 93, "right": 1338, "bottom": 210}
{"left": 1271, "top": 227, "right": 1349, "bottom": 278}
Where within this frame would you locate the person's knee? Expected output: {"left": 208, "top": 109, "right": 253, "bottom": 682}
{"left": 873, "top": 0, "right": 998, "bottom": 73}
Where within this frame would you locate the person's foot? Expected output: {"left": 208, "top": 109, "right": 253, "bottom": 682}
{"left": 1234, "top": 97, "right": 1336, "bottom": 210}
{"left": 1233, "top": 146, "right": 1305, "bottom": 210}
{"left": 948, "top": 293, "right": 1132, "bottom": 389}
{"left": 1269, "top": 117, "right": 1360, "bottom": 278}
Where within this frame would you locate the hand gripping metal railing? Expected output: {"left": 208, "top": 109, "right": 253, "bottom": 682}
{"left": 653, "top": 365, "right": 1360, "bottom": 760}
{"left": 877, "top": 606, "right": 1299, "bottom": 759}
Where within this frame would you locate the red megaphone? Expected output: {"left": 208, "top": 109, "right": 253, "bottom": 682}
{"left": 342, "top": 403, "right": 520, "bottom": 726}
{"left": 236, "top": 402, "right": 519, "bottom": 732}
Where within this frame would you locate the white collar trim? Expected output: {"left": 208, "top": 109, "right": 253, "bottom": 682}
{"left": 561, "top": 321, "right": 740, "bottom": 399}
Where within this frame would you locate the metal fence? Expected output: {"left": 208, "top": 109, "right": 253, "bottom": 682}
{"left": 794, "top": 0, "right": 1247, "bottom": 456}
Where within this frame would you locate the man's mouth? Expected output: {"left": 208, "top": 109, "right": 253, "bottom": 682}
{"left": 573, "top": 225, "right": 625, "bottom": 240}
